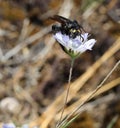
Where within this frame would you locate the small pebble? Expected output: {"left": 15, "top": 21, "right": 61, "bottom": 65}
{"left": 0, "top": 97, "right": 21, "bottom": 114}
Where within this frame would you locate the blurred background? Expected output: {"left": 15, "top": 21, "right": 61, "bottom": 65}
{"left": 0, "top": 0, "right": 120, "bottom": 128}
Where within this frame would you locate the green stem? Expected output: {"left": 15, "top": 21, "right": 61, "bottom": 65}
{"left": 56, "top": 58, "right": 75, "bottom": 128}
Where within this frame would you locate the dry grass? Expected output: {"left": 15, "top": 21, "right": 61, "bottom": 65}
{"left": 0, "top": 0, "right": 120, "bottom": 128}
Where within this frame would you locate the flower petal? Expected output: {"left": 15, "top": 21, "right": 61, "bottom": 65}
{"left": 81, "top": 33, "right": 89, "bottom": 41}
{"left": 75, "top": 39, "right": 96, "bottom": 53}
{"left": 62, "top": 35, "right": 69, "bottom": 43}
{"left": 76, "top": 44, "right": 87, "bottom": 53}
{"left": 84, "top": 39, "right": 96, "bottom": 50}
{"left": 71, "top": 39, "right": 82, "bottom": 49}
{"left": 54, "top": 32, "right": 67, "bottom": 47}
{"left": 3, "top": 123, "right": 16, "bottom": 128}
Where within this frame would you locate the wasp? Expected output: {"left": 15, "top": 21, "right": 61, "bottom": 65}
{"left": 51, "top": 15, "right": 85, "bottom": 40}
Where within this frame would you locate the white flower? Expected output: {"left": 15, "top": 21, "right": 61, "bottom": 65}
{"left": 3, "top": 123, "right": 16, "bottom": 128}
{"left": 54, "top": 32, "right": 96, "bottom": 58}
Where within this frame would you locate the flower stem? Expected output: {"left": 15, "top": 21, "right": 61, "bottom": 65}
{"left": 58, "top": 60, "right": 120, "bottom": 128}
{"left": 56, "top": 58, "right": 75, "bottom": 128}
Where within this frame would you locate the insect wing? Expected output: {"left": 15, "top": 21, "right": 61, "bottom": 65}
{"left": 50, "top": 15, "right": 71, "bottom": 24}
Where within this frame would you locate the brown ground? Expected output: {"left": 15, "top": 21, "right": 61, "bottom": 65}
{"left": 0, "top": 0, "right": 120, "bottom": 128}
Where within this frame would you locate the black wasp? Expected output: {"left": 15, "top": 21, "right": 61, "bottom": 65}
{"left": 51, "top": 15, "right": 85, "bottom": 40}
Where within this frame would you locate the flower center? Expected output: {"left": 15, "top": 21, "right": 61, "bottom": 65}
{"left": 72, "top": 41, "right": 81, "bottom": 48}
